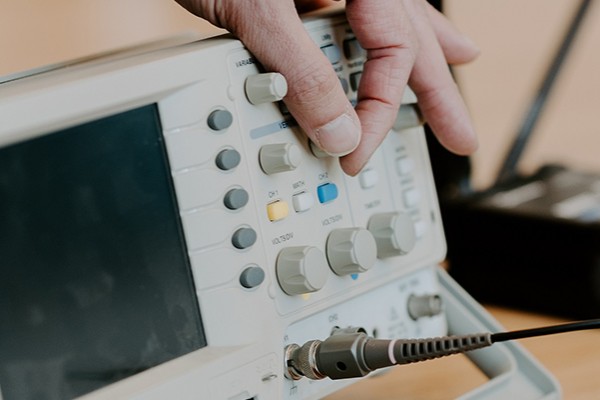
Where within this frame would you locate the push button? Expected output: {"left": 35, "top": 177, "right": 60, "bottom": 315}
{"left": 402, "top": 188, "right": 421, "bottom": 208}
{"left": 317, "top": 183, "right": 338, "bottom": 204}
{"left": 343, "top": 38, "right": 366, "bottom": 60}
{"left": 224, "top": 188, "right": 249, "bottom": 210}
{"left": 207, "top": 109, "right": 233, "bottom": 131}
{"left": 240, "top": 266, "right": 266, "bottom": 289}
{"left": 292, "top": 191, "right": 315, "bottom": 212}
{"left": 359, "top": 169, "right": 379, "bottom": 189}
{"left": 320, "top": 44, "right": 341, "bottom": 64}
{"left": 267, "top": 200, "right": 289, "bottom": 222}
{"left": 396, "top": 156, "right": 414, "bottom": 176}
{"left": 232, "top": 227, "right": 257, "bottom": 249}
{"left": 350, "top": 72, "right": 362, "bottom": 92}
{"left": 339, "top": 77, "right": 349, "bottom": 94}
{"left": 215, "top": 148, "right": 241, "bottom": 171}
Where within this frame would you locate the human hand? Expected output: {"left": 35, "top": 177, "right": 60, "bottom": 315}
{"left": 175, "top": 0, "right": 479, "bottom": 176}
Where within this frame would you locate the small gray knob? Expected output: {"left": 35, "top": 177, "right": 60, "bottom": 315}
{"left": 276, "top": 246, "right": 329, "bottom": 295}
{"left": 215, "top": 148, "right": 241, "bottom": 171}
{"left": 232, "top": 227, "right": 257, "bottom": 250}
{"left": 326, "top": 228, "right": 377, "bottom": 276}
{"left": 207, "top": 109, "right": 233, "bottom": 131}
{"left": 245, "top": 72, "right": 288, "bottom": 105}
{"left": 240, "top": 266, "right": 266, "bottom": 289}
{"left": 407, "top": 294, "right": 443, "bottom": 320}
{"left": 224, "top": 188, "right": 249, "bottom": 210}
{"left": 367, "top": 212, "right": 416, "bottom": 258}
{"left": 259, "top": 143, "right": 302, "bottom": 174}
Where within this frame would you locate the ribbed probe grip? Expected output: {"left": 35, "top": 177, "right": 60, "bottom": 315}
{"left": 392, "top": 333, "right": 493, "bottom": 365}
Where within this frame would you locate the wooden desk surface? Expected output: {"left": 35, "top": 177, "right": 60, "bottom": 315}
{"left": 325, "top": 306, "right": 600, "bottom": 399}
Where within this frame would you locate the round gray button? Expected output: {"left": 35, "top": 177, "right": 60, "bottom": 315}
{"left": 232, "top": 227, "right": 257, "bottom": 249}
{"left": 207, "top": 109, "right": 233, "bottom": 131}
{"left": 240, "top": 266, "right": 265, "bottom": 289}
{"left": 224, "top": 188, "right": 249, "bottom": 210}
{"left": 215, "top": 148, "right": 241, "bottom": 171}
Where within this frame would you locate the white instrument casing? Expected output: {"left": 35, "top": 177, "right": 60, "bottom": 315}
{"left": 0, "top": 11, "right": 561, "bottom": 400}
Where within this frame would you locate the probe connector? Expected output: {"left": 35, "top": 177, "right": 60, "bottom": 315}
{"left": 285, "top": 327, "right": 492, "bottom": 381}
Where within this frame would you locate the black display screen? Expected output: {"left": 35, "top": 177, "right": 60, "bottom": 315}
{"left": 0, "top": 105, "right": 206, "bottom": 400}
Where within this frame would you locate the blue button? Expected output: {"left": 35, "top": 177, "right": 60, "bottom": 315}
{"left": 317, "top": 183, "right": 338, "bottom": 204}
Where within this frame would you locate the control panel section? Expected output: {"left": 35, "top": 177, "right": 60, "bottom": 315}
{"left": 158, "top": 12, "right": 446, "bottom": 331}
{"left": 154, "top": 10, "right": 447, "bottom": 399}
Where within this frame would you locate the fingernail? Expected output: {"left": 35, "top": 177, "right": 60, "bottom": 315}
{"left": 315, "top": 110, "right": 361, "bottom": 157}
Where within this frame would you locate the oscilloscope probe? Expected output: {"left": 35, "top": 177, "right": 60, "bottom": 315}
{"left": 285, "top": 319, "right": 600, "bottom": 381}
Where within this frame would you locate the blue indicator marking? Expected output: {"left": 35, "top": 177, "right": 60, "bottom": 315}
{"left": 317, "top": 183, "right": 338, "bottom": 204}
{"left": 351, "top": 273, "right": 359, "bottom": 280}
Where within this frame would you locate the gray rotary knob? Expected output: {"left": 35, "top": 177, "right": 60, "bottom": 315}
{"left": 367, "top": 212, "right": 416, "bottom": 258}
{"left": 276, "top": 246, "right": 329, "bottom": 295}
{"left": 326, "top": 228, "right": 377, "bottom": 276}
{"left": 259, "top": 143, "right": 302, "bottom": 174}
{"left": 407, "top": 294, "right": 443, "bottom": 320}
{"left": 245, "top": 72, "right": 288, "bottom": 105}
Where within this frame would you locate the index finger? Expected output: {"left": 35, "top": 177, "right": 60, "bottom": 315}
{"left": 340, "top": 0, "right": 418, "bottom": 175}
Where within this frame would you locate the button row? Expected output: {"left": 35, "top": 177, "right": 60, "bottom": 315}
{"left": 320, "top": 37, "right": 365, "bottom": 95}
{"left": 265, "top": 183, "right": 338, "bottom": 222}
{"left": 320, "top": 37, "right": 366, "bottom": 63}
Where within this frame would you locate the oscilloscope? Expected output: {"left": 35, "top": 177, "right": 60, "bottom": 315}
{"left": 0, "top": 10, "right": 560, "bottom": 400}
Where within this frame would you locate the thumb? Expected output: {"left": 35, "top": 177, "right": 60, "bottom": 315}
{"left": 229, "top": 2, "right": 362, "bottom": 156}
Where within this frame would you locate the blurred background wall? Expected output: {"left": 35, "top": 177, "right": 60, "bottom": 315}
{"left": 2, "top": 0, "right": 599, "bottom": 189}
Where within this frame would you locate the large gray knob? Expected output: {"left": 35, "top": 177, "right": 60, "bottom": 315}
{"left": 259, "top": 143, "right": 302, "bottom": 174}
{"left": 276, "top": 246, "right": 329, "bottom": 295}
{"left": 326, "top": 228, "right": 377, "bottom": 276}
{"left": 367, "top": 212, "right": 416, "bottom": 258}
{"left": 245, "top": 72, "right": 288, "bottom": 105}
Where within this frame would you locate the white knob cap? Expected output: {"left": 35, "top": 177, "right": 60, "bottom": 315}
{"left": 259, "top": 143, "right": 302, "bottom": 174}
{"left": 367, "top": 212, "right": 416, "bottom": 258}
{"left": 326, "top": 228, "right": 377, "bottom": 276}
{"left": 276, "top": 246, "right": 329, "bottom": 295}
{"left": 245, "top": 72, "right": 288, "bottom": 104}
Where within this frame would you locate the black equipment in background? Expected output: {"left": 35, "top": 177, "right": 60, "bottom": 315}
{"left": 429, "top": 0, "right": 600, "bottom": 319}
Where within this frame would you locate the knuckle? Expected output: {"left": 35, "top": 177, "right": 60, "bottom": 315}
{"left": 284, "top": 61, "right": 339, "bottom": 107}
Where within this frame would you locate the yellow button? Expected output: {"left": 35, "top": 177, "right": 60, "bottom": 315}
{"left": 267, "top": 200, "right": 289, "bottom": 221}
